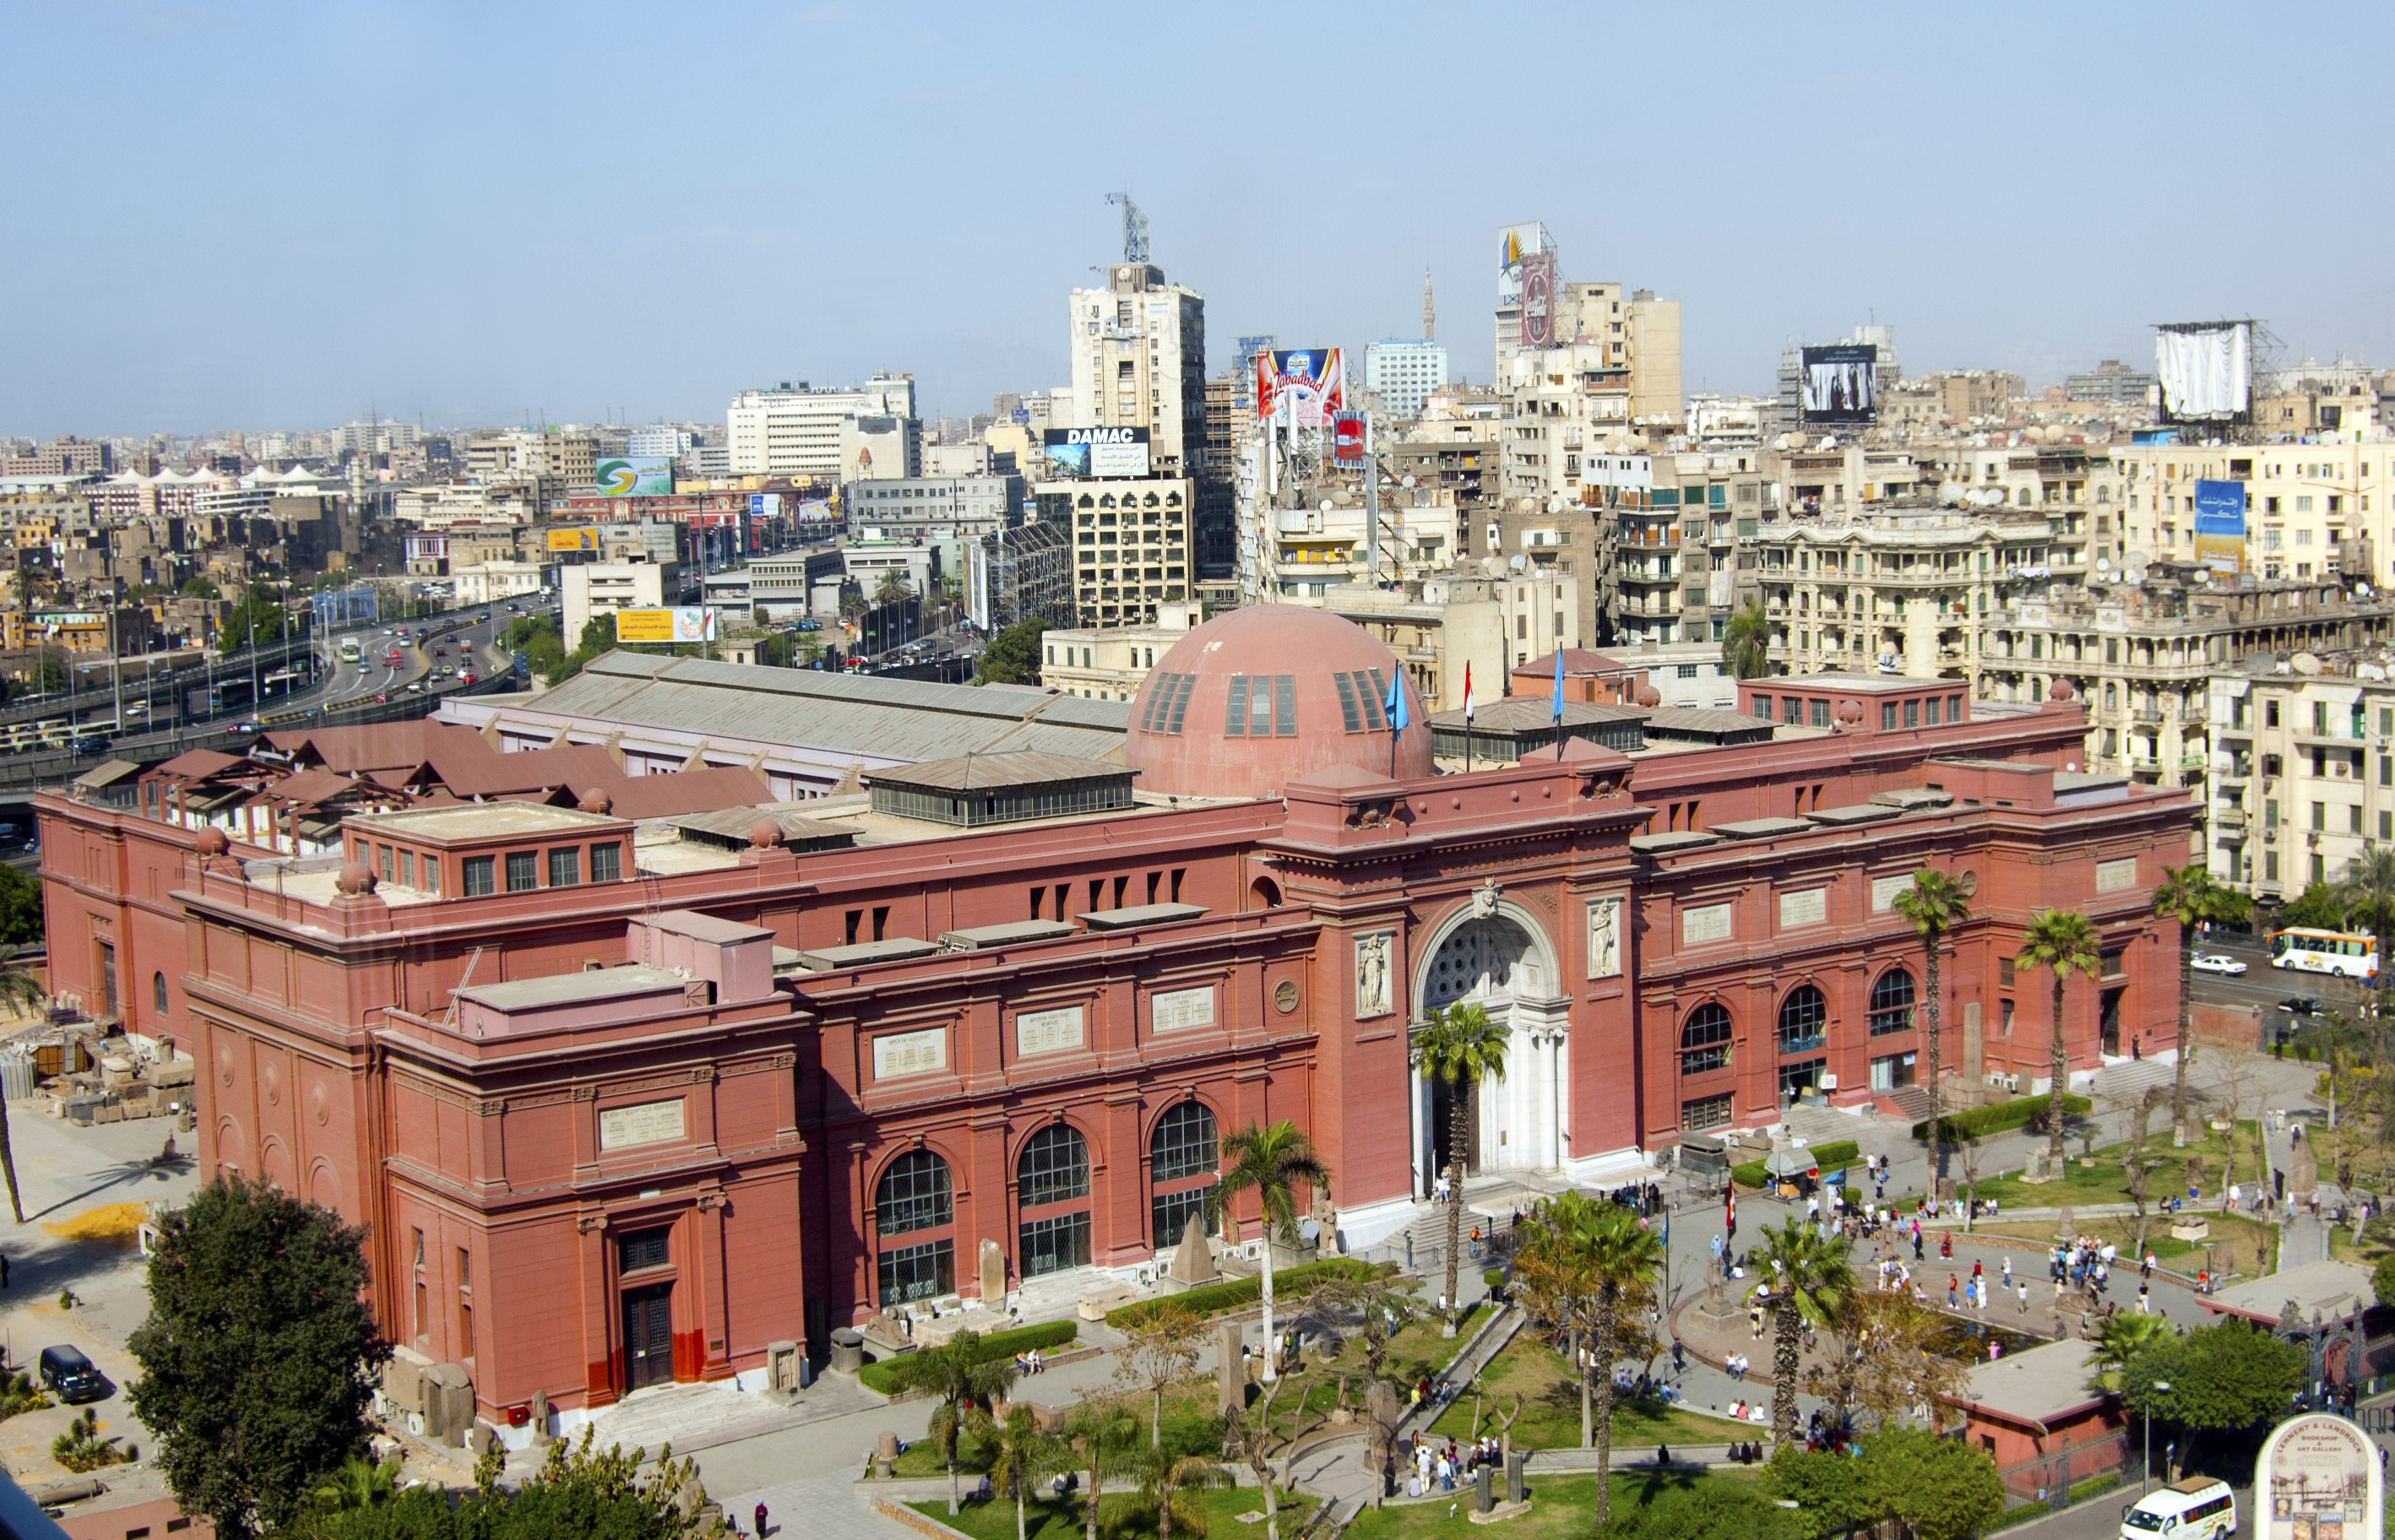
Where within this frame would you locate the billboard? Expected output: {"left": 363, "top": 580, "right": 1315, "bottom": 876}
{"left": 595, "top": 455, "right": 673, "bottom": 496}
{"left": 546, "top": 528, "right": 599, "bottom": 552}
{"left": 1800, "top": 344, "right": 1879, "bottom": 425}
{"left": 1518, "top": 250, "right": 1559, "bottom": 349}
{"left": 748, "top": 492, "right": 781, "bottom": 521}
{"left": 1255, "top": 348, "right": 1345, "bottom": 427}
{"left": 2256, "top": 1413, "right": 2379, "bottom": 1540}
{"left": 1041, "top": 426, "right": 1152, "bottom": 480}
{"left": 613, "top": 607, "right": 719, "bottom": 644}
{"left": 1331, "top": 412, "right": 1369, "bottom": 467}
{"left": 2193, "top": 478, "right": 2246, "bottom": 575}
{"left": 1496, "top": 221, "right": 1549, "bottom": 306}
{"left": 2155, "top": 321, "right": 2253, "bottom": 423}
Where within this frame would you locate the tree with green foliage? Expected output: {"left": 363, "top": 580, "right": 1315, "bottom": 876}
{"left": 1591, "top": 1476, "right": 1802, "bottom": 1540}
{"left": 2122, "top": 1321, "right": 2306, "bottom": 1478}
{"left": 2092, "top": 1304, "right": 2174, "bottom": 1393}
{"left": 1721, "top": 600, "right": 1772, "bottom": 680}
{"left": 310, "top": 1454, "right": 402, "bottom": 1514}
{"left": 980, "top": 1402, "right": 1072, "bottom": 1540}
{"left": 2278, "top": 883, "right": 2348, "bottom": 931}
{"left": 1749, "top": 1217, "right": 1855, "bottom": 1450}
{"left": 1217, "top": 1120, "right": 1330, "bottom": 1381}
{"left": 128, "top": 1174, "right": 389, "bottom": 1540}
{"left": 217, "top": 586, "right": 292, "bottom": 655}
{"left": 1111, "top": 1301, "right": 1205, "bottom": 1448}
{"left": 2153, "top": 863, "right": 2253, "bottom": 1128}
{"left": 1859, "top": 1425, "right": 2006, "bottom": 1540}
{"left": 975, "top": 618, "right": 1049, "bottom": 686}
{"left": 181, "top": 577, "right": 220, "bottom": 599}
{"left": 1064, "top": 1398, "right": 1141, "bottom": 1540}
{"left": 0, "top": 863, "right": 41, "bottom": 951}
{"left": 1129, "top": 1445, "right": 1231, "bottom": 1540}
{"left": 2018, "top": 908, "right": 2102, "bottom": 1167}
{"left": 1762, "top": 1445, "right": 1873, "bottom": 1540}
{"left": 1409, "top": 1000, "right": 1508, "bottom": 1335}
{"left": 883, "top": 1329, "right": 1018, "bottom": 1516}
{"left": 2374, "top": 1251, "right": 2395, "bottom": 1310}
{"left": 1515, "top": 1194, "right": 1661, "bottom": 1524}
{"left": 302, "top": 1426, "right": 714, "bottom": 1538}
{"left": 1892, "top": 867, "right": 1971, "bottom": 1161}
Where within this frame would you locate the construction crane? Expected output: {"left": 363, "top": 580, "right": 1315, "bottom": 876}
{"left": 1106, "top": 192, "right": 1149, "bottom": 265}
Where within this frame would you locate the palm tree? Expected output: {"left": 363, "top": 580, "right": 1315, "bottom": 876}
{"left": 884, "top": 1329, "right": 1019, "bottom": 1515}
{"left": 982, "top": 1402, "right": 1073, "bottom": 1540}
{"left": 876, "top": 567, "right": 914, "bottom": 606}
{"left": 2018, "top": 909, "right": 2103, "bottom": 1168}
{"left": 1748, "top": 1217, "right": 1855, "bottom": 1450}
{"left": 2091, "top": 1310, "right": 2172, "bottom": 1393}
{"left": 1131, "top": 1446, "right": 1232, "bottom": 1540}
{"left": 0, "top": 946, "right": 41, "bottom": 1225}
{"left": 1065, "top": 1399, "right": 1141, "bottom": 1540}
{"left": 1507, "top": 1198, "right": 1598, "bottom": 1448}
{"left": 311, "top": 1453, "right": 401, "bottom": 1512}
{"left": 1217, "top": 1120, "right": 1330, "bottom": 1382}
{"left": 1891, "top": 869, "right": 1971, "bottom": 1155}
{"left": 1409, "top": 1000, "right": 1509, "bottom": 1335}
{"left": 1721, "top": 601, "right": 1771, "bottom": 680}
{"left": 2152, "top": 864, "right": 2253, "bottom": 1130}
{"left": 1517, "top": 1194, "right": 1661, "bottom": 1526}
{"left": 2334, "top": 845, "right": 2395, "bottom": 1045}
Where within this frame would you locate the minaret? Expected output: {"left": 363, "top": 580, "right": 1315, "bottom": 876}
{"left": 1422, "top": 269, "right": 1436, "bottom": 341}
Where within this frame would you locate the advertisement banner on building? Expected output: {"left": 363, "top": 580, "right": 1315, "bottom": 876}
{"left": 1799, "top": 344, "right": 1879, "bottom": 425}
{"left": 2155, "top": 321, "right": 2253, "bottom": 423}
{"left": 1254, "top": 348, "right": 1345, "bottom": 427}
{"left": 1040, "top": 426, "right": 1151, "bottom": 480}
{"left": 545, "top": 528, "right": 599, "bottom": 552}
{"left": 1331, "top": 412, "right": 1369, "bottom": 467}
{"left": 748, "top": 493, "right": 782, "bottom": 521}
{"left": 1496, "top": 221, "right": 1549, "bottom": 306}
{"left": 595, "top": 456, "right": 674, "bottom": 497}
{"left": 613, "top": 607, "right": 718, "bottom": 644}
{"left": 2193, "top": 479, "right": 2246, "bottom": 575}
{"left": 1519, "top": 251, "right": 1559, "bottom": 349}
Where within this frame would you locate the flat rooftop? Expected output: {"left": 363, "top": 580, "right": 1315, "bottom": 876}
{"left": 350, "top": 803, "right": 623, "bottom": 842}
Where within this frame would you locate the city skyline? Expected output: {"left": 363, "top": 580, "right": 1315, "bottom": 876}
{"left": 7, "top": 1, "right": 2392, "bottom": 437}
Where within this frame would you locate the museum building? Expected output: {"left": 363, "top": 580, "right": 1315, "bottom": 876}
{"left": 35, "top": 605, "right": 2193, "bottom": 1432}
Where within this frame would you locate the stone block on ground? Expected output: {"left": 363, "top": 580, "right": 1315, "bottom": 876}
{"left": 1078, "top": 1283, "right": 1141, "bottom": 1320}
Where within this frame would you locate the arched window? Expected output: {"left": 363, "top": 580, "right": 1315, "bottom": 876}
{"left": 1777, "top": 984, "right": 1827, "bottom": 1055}
{"left": 1680, "top": 1003, "right": 1732, "bottom": 1076}
{"left": 1018, "top": 1124, "right": 1092, "bottom": 1278}
{"left": 875, "top": 1151, "right": 954, "bottom": 1304}
{"left": 1149, "top": 1101, "right": 1219, "bottom": 1246}
{"left": 1869, "top": 969, "right": 1915, "bottom": 1036}
{"left": 152, "top": 973, "right": 168, "bottom": 1015}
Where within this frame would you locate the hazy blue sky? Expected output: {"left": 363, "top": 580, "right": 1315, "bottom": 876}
{"left": 8, "top": 2, "right": 2392, "bottom": 437}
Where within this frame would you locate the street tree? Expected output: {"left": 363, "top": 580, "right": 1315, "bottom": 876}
{"left": 1893, "top": 868, "right": 1971, "bottom": 1166}
{"left": 883, "top": 1329, "right": 1018, "bottom": 1515}
{"left": 1748, "top": 1217, "right": 1855, "bottom": 1450}
{"left": 1217, "top": 1120, "right": 1330, "bottom": 1383}
{"left": 1808, "top": 1292, "right": 1966, "bottom": 1433}
{"left": 2091, "top": 1310, "right": 2173, "bottom": 1393}
{"left": 1855, "top": 1425, "right": 2006, "bottom": 1540}
{"left": 1409, "top": 1000, "right": 1508, "bottom": 1333}
{"left": 2018, "top": 908, "right": 2102, "bottom": 1167}
{"left": 1111, "top": 1300, "right": 1205, "bottom": 1446}
{"left": 1223, "top": 1374, "right": 1328, "bottom": 1540}
{"left": 2153, "top": 864, "right": 2253, "bottom": 1128}
{"left": 1593, "top": 1477, "right": 1802, "bottom": 1540}
{"left": 128, "top": 1174, "right": 389, "bottom": 1540}
{"left": 1515, "top": 1194, "right": 1660, "bottom": 1524}
{"left": 2122, "top": 1321, "right": 2305, "bottom": 1477}
{"left": 1721, "top": 601, "right": 1771, "bottom": 681}
{"left": 974, "top": 619, "right": 1048, "bottom": 686}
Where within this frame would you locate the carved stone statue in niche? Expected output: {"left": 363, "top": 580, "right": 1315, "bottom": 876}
{"left": 1471, "top": 878, "right": 1502, "bottom": 919}
{"left": 1355, "top": 931, "right": 1393, "bottom": 1017}
{"left": 1588, "top": 897, "right": 1621, "bottom": 979}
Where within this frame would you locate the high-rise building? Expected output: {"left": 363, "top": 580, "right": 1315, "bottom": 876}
{"left": 726, "top": 375, "right": 918, "bottom": 480}
{"left": 627, "top": 426, "right": 696, "bottom": 458}
{"left": 1066, "top": 263, "right": 1207, "bottom": 478}
{"left": 1364, "top": 339, "right": 1450, "bottom": 420}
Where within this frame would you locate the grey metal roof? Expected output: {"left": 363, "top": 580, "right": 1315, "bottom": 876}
{"left": 866, "top": 751, "right": 1135, "bottom": 793}
{"left": 522, "top": 652, "right": 1130, "bottom": 764}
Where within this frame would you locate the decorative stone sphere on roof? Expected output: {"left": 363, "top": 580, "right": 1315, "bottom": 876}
{"left": 1126, "top": 607, "right": 1431, "bottom": 799}
{"left": 578, "top": 788, "right": 612, "bottom": 815}
{"left": 1634, "top": 684, "right": 1662, "bottom": 708}
{"left": 749, "top": 818, "right": 785, "bottom": 849}
{"left": 334, "top": 862, "right": 377, "bottom": 897}
{"left": 194, "top": 828, "right": 229, "bottom": 858}
{"left": 2047, "top": 678, "right": 2075, "bottom": 702}
{"left": 1835, "top": 700, "right": 1865, "bottom": 729}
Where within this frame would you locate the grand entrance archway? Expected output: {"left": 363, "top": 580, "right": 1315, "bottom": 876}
{"left": 1408, "top": 897, "right": 1567, "bottom": 1195}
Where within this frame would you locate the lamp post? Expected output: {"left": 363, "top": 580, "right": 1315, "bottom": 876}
{"left": 2142, "top": 1380, "right": 2172, "bottom": 1497}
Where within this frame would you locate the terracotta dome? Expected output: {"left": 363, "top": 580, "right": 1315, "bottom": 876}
{"left": 1127, "top": 608, "right": 1431, "bottom": 799}
{"left": 193, "top": 828, "right": 230, "bottom": 858}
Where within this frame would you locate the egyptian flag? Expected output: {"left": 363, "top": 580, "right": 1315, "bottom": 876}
{"left": 1462, "top": 662, "right": 1475, "bottom": 726}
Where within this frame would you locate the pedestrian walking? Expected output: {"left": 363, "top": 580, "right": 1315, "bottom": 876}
{"left": 755, "top": 1501, "right": 770, "bottom": 1537}
{"left": 2018, "top": 1280, "right": 2029, "bottom": 1314}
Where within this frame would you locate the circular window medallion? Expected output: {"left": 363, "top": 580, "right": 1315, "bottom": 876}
{"left": 261, "top": 1063, "right": 281, "bottom": 1107}
{"left": 215, "top": 1044, "right": 234, "bottom": 1086}
{"left": 310, "top": 1082, "right": 329, "bottom": 1126}
{"left": 1274, "top": 980, "right": 1300, "bottom": 1014}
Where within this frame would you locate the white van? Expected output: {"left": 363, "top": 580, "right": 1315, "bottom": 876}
{"left": 2121, "top": 1478, "right": 2236, "bottom": 1540}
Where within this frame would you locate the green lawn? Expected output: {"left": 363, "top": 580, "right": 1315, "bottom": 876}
{"left": 1938, "top": 1120, "right": 2267, "bottom": 1216}
{"left": 1971, "top": 1211, "right": 2278, "bottom": 1277}
{"left": 1423, "top": 1337, "right": 1730, "bottom": 1451}
{"left": 911, "top": 1482, "right": 1314, "bottom": 1540}
{"left": 1344, "top": 1471, "right": 1751, "bottom": 1540}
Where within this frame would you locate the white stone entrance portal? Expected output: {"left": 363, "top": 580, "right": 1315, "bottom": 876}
{"left": 1407, "top": 902, "right": 1569, "bottom": 1193}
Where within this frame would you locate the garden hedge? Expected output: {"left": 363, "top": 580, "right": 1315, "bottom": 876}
{"left": 1910, "top": 1092, "right": 2091, "bottom": 1143}
{"left": 1106, "top": 1257, "right": 1385, "bottom": 1331}
{"left": 857, "top": 1318, "right": 1079, "bottom": 1393}
{"left": 1729, "top": 1138, "right": 1860, "bottom": 1191}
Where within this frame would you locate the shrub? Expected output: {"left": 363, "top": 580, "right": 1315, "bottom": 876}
{"left": 1107, "top": 1257, "right": 1385, "bottom": 1330}
{"left": 1910, "top": 1093, "right": 2093, "bottom": 1143}
{"left": 857, "top": 1319, "right": 1078, "bottom": 1394}
{"left": 1731, "top": 1139, "right": 1860, "bottom": 1191}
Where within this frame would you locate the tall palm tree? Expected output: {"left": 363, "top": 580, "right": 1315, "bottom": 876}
{"left": 1892, "top": 869, "right": 1972, "bottom": 1150}
{"left": 2018, "top": 909, "right": 2102, "bottom": 1168}
{"left": 2090, "top": 1310, "right": 2172, "bottom": 1394}
{"left": 1507, "top": 1197, "right": 1599, "bottom": 1448}
{"left": 982, "top": 1402, "right": 1073, "bottom": 1540}
{"left": 1409, "top": 1000, "right": 1509, "bottom": 1335}
{"left": 1131, "top": 1446, "right": 1232, "bottom": 1540}
{"left": 1721, "top": 601, "right": 1771, "bottom": 680}
{"left": 1217, "top": 1120, "right": 1331, "bottom": 1383}
{"left": 884, "top": 1329, "right": 1019, "bottom": 1515}
{"left": 1065, "top": 1399, "right": 1142, "bottom": 1540}
{"left": 1748, "top": 1218, "right": 1855, "bottom": 1450}
{"left": 1518, "top": 1194, "right": 1662, "bottom": 1526}
{"left": 2152, "top": 864, "right": 2253, "bottom": 1129}
{"left": 0, "top": 946, "right": 40, "bottom": 1225}
{"left": 876, "top": 567, "right": 914, "bottom": 606}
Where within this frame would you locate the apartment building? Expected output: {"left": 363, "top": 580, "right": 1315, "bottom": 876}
{"left": 1255, "top": 494, "right": 1459, "bottom": 601}
{"left": 1324, "top": 566, "right": 1581, "bottom": 710}
{"left": 1066, "top": 263, "right": 1206, "bottom": 478}
{"left": 1037, "top": 602, "right": 1201, "bottom": 701}
{"left": 2110, "top": 441, "right": 2392, "bottom": 585}
{"left": 2207, "top": 649, "right": 2395, "bottom": 899}
{"left": 1580, "top": 450, "right": 1773, "bottom": 650}
{"left": 1040, "top": 476, "right": 1194, "bottom": 626}
{"left": 1363, "top": 339, "right": 1450, "bottom": 420}
{"left": 726, "top": 376, "right": 918, "bottom": 480}
{"left": 562, "top": 560, "right": 677, "bottom": 648}
{"left": 842, "top": 474, "right": 1022, "bottom": 539}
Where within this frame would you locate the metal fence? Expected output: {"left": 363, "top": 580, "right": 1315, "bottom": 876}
{"left": 1995, "top": 1426, "right": 2132, "bottom": 1510}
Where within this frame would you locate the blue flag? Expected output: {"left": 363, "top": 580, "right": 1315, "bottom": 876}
{"left": 1550, "top": 648, "right": 1566, "bottom": 724}
{"left": 1384, "top": 672, "right": 1409, "bottom": 732}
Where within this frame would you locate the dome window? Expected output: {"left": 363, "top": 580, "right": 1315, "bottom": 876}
{"left": 1224, "top": 675, "right": 1295, "bottom": 738}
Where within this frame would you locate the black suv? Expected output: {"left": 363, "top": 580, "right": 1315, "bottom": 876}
{"left": 38, "top": 1344, "right": 109, "bottom": 1404}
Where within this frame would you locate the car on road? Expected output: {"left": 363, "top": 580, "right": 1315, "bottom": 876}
{"left": 2190, "top": 953, "right": 2248, "bottom": 976}
{"left": 405, "top": 681, "right": 426, "bottom": 694}
{"left": 39, "top": 1345, "right": 109, "bottom": 1405}
{"left": 2280, "top": 994, "right": 2325, "bottom": 1017}
{"left": 231, "top": 719, "right": 261, "bottom": 735}
{"left": 372, "top": 692, "right": 387, "bottom": 704}
{"left": 459, "top": 671, "right": 476, "bottom": 686}
{"left": 69, "top": 735, "right": 110, "bottom": 757}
